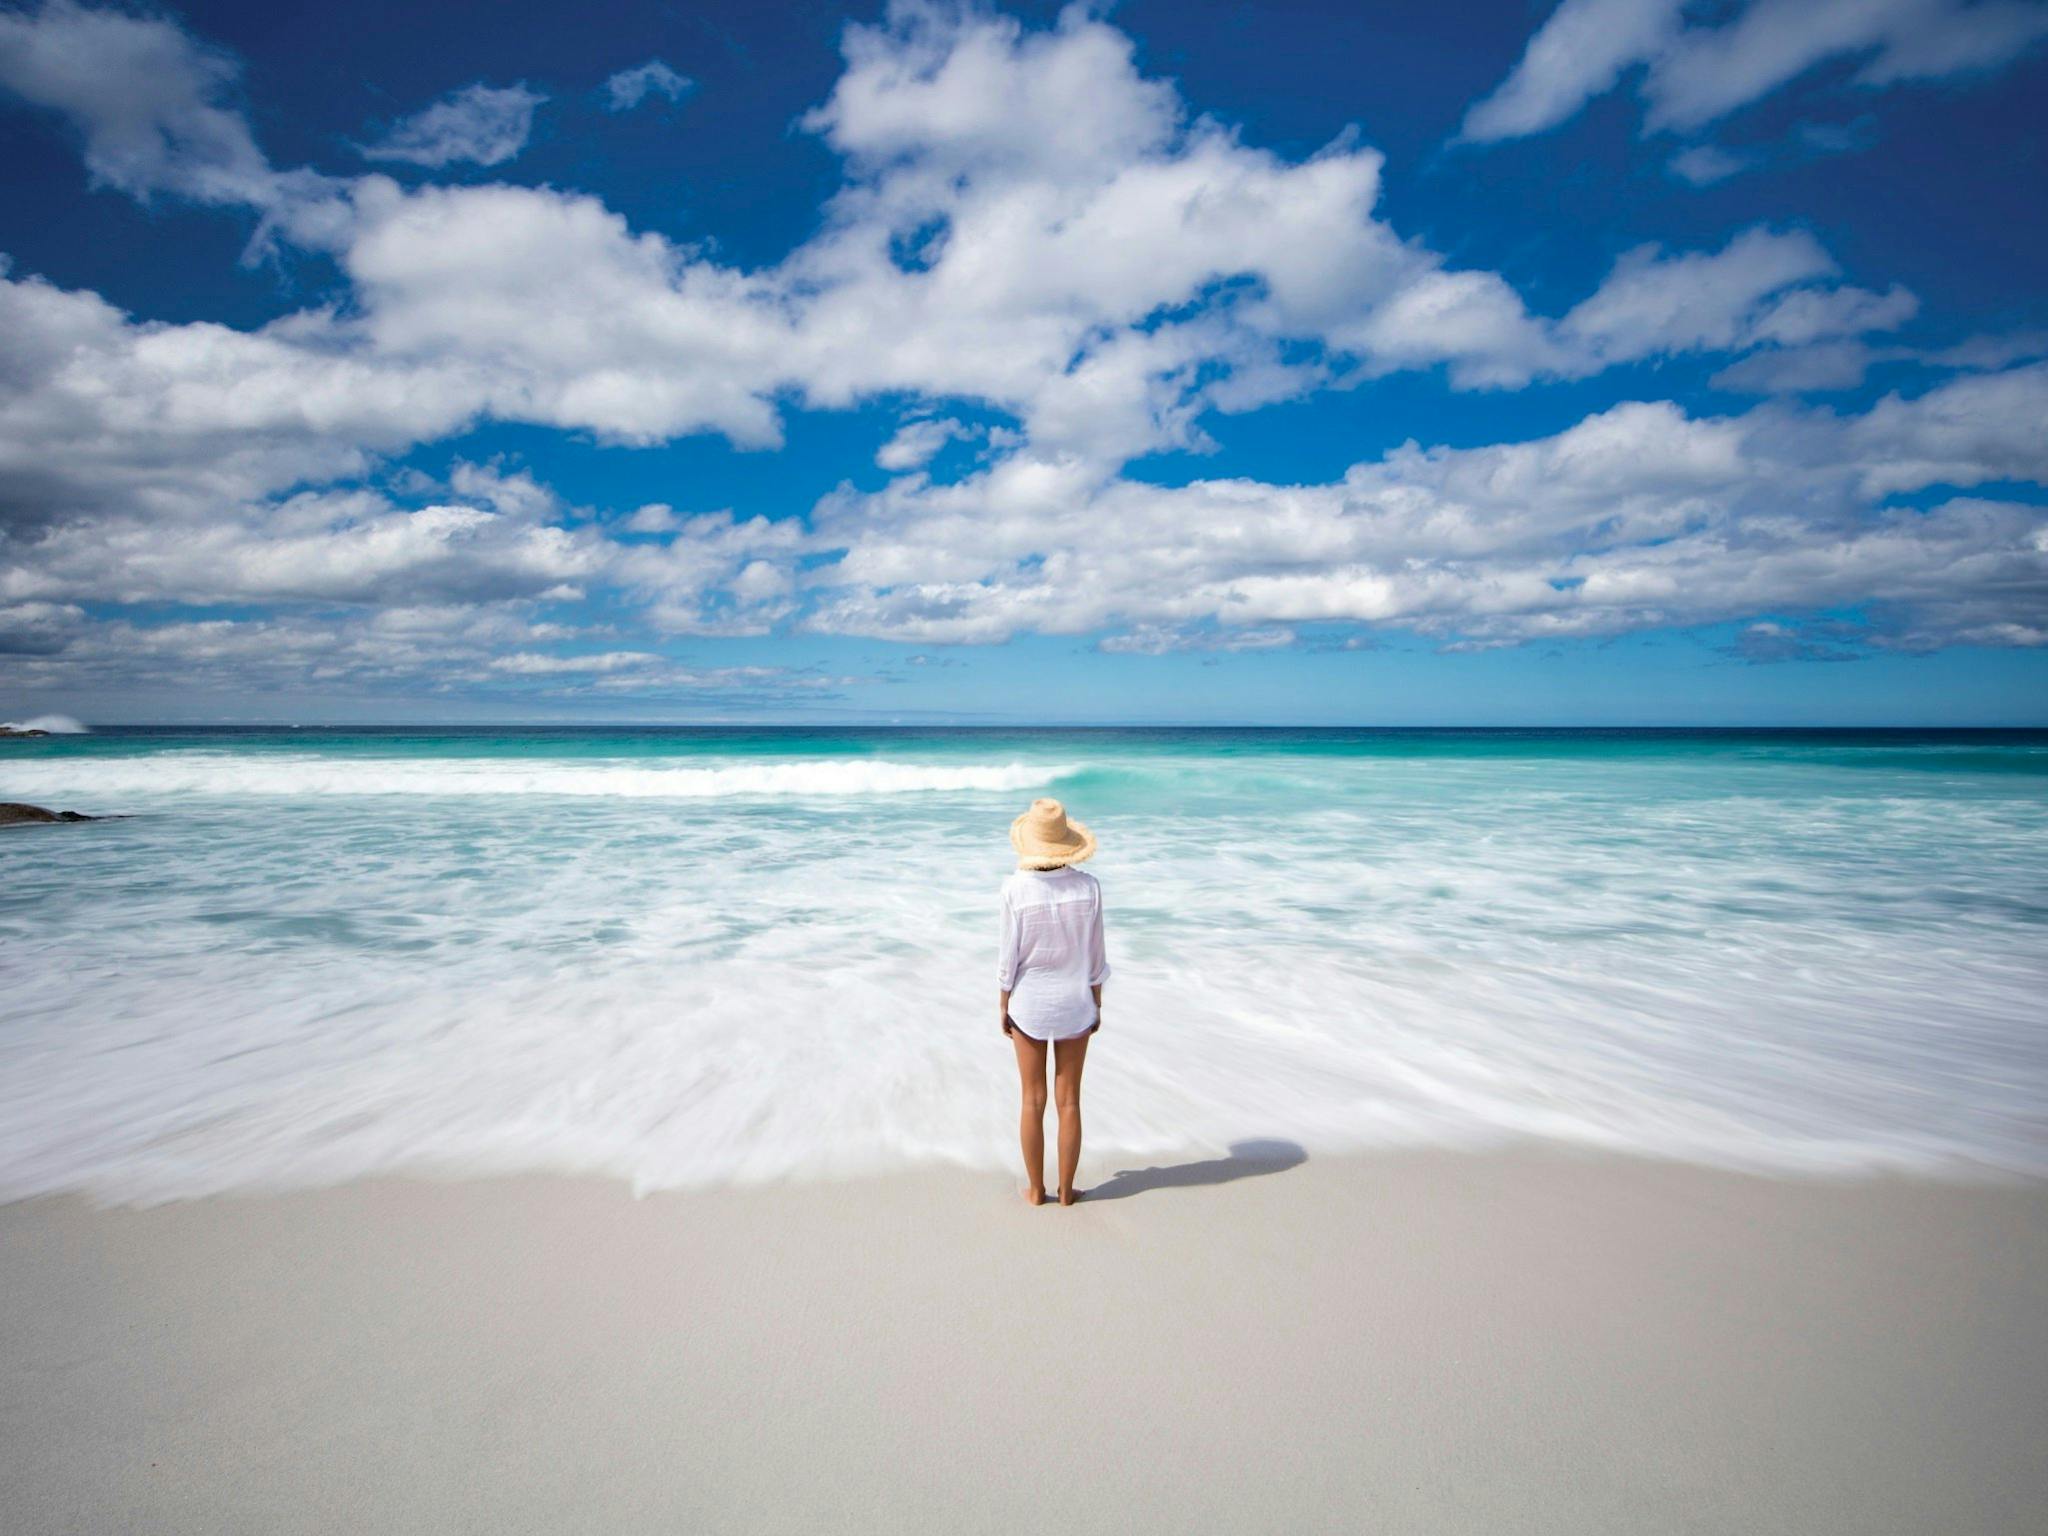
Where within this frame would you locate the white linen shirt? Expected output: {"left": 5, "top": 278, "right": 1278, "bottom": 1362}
{"left": 998, "top": 866, "right": 1111, "bottom": 1041}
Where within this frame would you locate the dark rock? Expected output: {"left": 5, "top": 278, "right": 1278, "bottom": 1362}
{"left": 0, "top": 727, "right": 51, "bottom": 738}
{"left": 0, "top": 802, "right": 100, "bottom": 826}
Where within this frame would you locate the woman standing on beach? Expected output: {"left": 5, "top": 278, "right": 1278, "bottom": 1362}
{"left": 998, "top": 798, "right": 1111, "bottom": 1206}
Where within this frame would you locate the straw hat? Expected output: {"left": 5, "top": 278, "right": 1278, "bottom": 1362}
{"left": 1010, "top": 798, "right": 1097, "bottom": 869}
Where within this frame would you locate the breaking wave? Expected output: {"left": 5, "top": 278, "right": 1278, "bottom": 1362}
{"left": 3, "top": 727, "right": 2043, "bottom": 1202}
{"left": 1, "top": 714, "right": 88, "bottom": 734}
{"left": 0, "top": 754, "right": 1078, "bottom": 801}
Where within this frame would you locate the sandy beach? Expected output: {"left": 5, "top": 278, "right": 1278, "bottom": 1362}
{"left": 4, "top": 1149, "right": 2043, "bottom": 1535}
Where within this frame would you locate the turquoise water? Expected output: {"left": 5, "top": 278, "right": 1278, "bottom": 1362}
{"left": 3, "top": 727, "right": 2045, "bottom": 1199}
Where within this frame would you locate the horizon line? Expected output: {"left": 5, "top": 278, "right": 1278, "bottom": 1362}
{"left": 22, "top": 721, "right": 2048, "bottom": 733}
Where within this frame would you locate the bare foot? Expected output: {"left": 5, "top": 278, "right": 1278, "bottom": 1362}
{"left": 1024, "top": 1186, "right": 1048, "bottom": 1206}
{"left": 1059, "top": 1187, "right": 1080, "bottom": 1206}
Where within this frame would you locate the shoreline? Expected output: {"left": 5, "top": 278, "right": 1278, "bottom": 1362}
{"left": 5, "top": 1149, "right": 2044, "bottom": 1534}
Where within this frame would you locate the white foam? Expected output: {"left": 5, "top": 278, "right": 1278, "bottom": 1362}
{"left": 0, "top": 754, "right": 1076, "bottom": 800}
{"left": 0, "top": 713, "right": 87, "bottom": 734}
{"left": 2, "top": 742, "right": 2043, "bottom": 1203}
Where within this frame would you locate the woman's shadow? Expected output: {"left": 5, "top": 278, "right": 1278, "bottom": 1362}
{"left": 1084, "top": 1139, "right": 1306, "bottom": 1202}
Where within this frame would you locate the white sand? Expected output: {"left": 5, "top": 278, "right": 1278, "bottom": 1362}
{"left": 3, "top": 1149, "right": 2044, "bottom": 1534}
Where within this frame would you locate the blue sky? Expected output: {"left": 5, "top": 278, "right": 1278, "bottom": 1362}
{"left": 1, "top": 0, "right": 2045, "bottom": 725}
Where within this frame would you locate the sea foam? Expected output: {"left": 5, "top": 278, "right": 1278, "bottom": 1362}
{"left": 2, "top": 729, "right": 2043, "bottom": 1202}
{"left": 0, "top": 754, "right": 1074, "bottom": 801}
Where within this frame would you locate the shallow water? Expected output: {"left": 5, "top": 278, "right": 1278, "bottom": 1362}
{"left": 3, "top": 727, "right": 2045, "bottom": 1200}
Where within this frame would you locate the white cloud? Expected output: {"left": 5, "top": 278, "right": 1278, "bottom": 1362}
{"left": 1559, "top": 227, "right": 1843, "bottom": 365}
{"left": 7, "top": 363, "right": 2046, "bottom": 690}
{"left": 0, "top": 0, "right": 271, "bottom": 203}
{"left": 1712, "top": 321, "right": 2036, "bottom": 395}
{"left": 489, "top": 650, "right": 660, "bottom": 674}
{"left": 0, "top": 267, "right": 478, "bottom": 529}
{"left": 797, "top": 366, "right": 2048, "bottom": 651}
{"left": 1650, "top": 0, "right": 2048, "bottom": 131}
{"left": 784, "top": 5, "right": 1612, "bottom": 410}
{"left": 2, "top": 607, "right": 848, "bottom": 704}
{"left": 1744, "top": 281, "right": 1918, "bottom": 348}
{"left": 604, "top": 59, "right": 692, "bottom": 112}
{"left": 337, "top": 179, "right": 794, "bottom": 446}
{"left": 623, "top": 503, "right": 681, "bottom": 533}
{"left": 877, "top": 417, "right": 970, "bottom": 470}
{"left": 803, "top": 1, "right": 1179, "bottom": 185}
{"left": 2, "top": 0, "right": 2045, "bottom": 702}
{"left": 3, "top": 488, "right": 607, "bottom": 609}
{"left": 0, "top": 0, "right": 345, "bottom": 253}
{"left": 609, "top": 510, "right": 805, "bottom": 636}
{"left": 3, "top": 0, "right": 1935, "bottom": 485}
{"left": 1461, "top": 0, "right": 1683, "bottom": 142}
{"left": 360, "top": 82, "right": 544, "bottom": 168}
{"left": 1098, "top": 625, "right": 1297, "bottom": 655}
{"left": 1464, "top": 0, "right": 2048, "bottom": 142}
{"left": 1668, "top": 143, "right": 1749, "bottom": 184}
{"left": 1848, "top": 361, "right": 2048, "bottom": 495}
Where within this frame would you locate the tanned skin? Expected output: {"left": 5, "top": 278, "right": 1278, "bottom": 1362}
{"left": 1001, "top": 985, "right": 1101, "bottom": 1205}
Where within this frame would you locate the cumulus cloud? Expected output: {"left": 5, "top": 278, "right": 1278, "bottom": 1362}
{"left": 3, "top": 487, "right": 605, "bottom": 609}
{"left": 2, "top": 0, "right": 1933, "bottom": 478}
{"left": 796, "top": 366, "right": 2048, "bottom": 651}
{"left": 1847, "top": 362, "right": 2048, "bottom": 495}
{"left": 623, "top": 503, "right": 681, "bottom": 533}
{"left": 360, "top": 82, "right": 544, "bottom": 168}
{"left": 0, "top": 0, "right": 346, "bottom": 252}
{"left": 0, "top": 0, "right": 271, "bottom": 202}
{"left": 876, "top": 417, "right": 970, "bottom": 470}
{"left": 604, "top": 59, "right": 692, "bottom": 112}
{"left": 1551, "top": 228, "right": 1920, "bottom": 375}
{"left": 0, "top": 266, "right": 479, "bottom": 530}
{"left": 1559, "top": 227, "right": 1838, "bottom": 364}
{"left": 1464, "top": 0, "right": 2048, "bottom": 142}
{"left": 1, "top": 0, "right": 2044, "bottom": 704}
{"left": 610, "top": 511, "right": 804, "bottom": 636}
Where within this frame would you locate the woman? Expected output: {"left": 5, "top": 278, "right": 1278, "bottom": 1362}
{"left": 998, "top": 798, "right": 1110, "bottom": 1206}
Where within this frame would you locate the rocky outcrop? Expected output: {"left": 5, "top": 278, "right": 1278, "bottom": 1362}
{"left": 0, "top": 802, "right": 101, "bottom": 825}
{"left": 0, "top": 727, "right": 51, "bottom": 738}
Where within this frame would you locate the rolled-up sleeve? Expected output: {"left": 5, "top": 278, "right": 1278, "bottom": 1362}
{"left": 997, "top": 888, "right": 1020, "bottom": 989}
{"left": 1087, "top": 890, "right": 1111, "bottom": 986}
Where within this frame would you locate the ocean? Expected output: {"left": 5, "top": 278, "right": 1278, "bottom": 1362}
{"left": 3, "top": 726, "right": 2044, "bottom": 1200}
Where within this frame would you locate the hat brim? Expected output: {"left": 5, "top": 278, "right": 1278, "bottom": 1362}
{"left": 1010, "top": 812, "right": 1097, "bottom": 867}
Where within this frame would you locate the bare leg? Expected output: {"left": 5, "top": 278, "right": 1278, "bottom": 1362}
{"left": 1053, "top": 1030, "right": 1090, "bottom": 1205}
{"left": 1009, "top": 1027, "right": 1049, "bottom": 1204}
